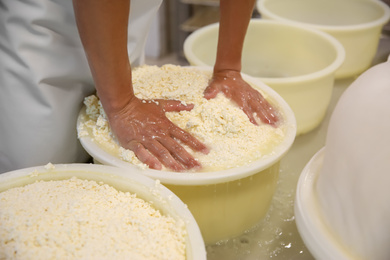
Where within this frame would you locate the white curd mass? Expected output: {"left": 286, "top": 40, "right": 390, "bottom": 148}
{"left": 78, "top": 65, "right": 287, "bottom": 171}
{"left": 0, "top": 177, "right": 186, "bottom": 260}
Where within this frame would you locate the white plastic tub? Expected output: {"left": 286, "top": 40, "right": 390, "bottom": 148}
{"left": 77, "top": 68, "right": 297, "bottom": 245}
{"left": 295, "top": 56, "right": 390, "bottom": 260}
{"left": 257, "top": 0, "right": 390, "bottom": 78}
{"left": 0, "top": 164, "right": 206, "bottom": 260}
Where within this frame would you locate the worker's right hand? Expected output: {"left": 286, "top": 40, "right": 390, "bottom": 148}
{"left": 106, "top": 96, "right": 209, "bottom": 172}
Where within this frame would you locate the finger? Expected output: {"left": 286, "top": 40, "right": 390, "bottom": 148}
{"left": 264, "top": 110, "right": 279, "bottom": 126}
{"left": 246, "top": 111, "right": 259, "bottom": 126}
{"left": 159, "top": 99, "right": 194, "bottom": 112}
{"left": 240, "top": 100, "right": 259, "bottom": 126}
{"left": 170, "top": 126, "right": 209, "bottom": 154}
{"left": 258, "top": 98, "right": 279, "bottom": 126}
{"left": 143, "top": 139, "right": 186, "bottom": 172}
{"left": 157, "top": 137, "right": 202, "bottom": 170}
{"left": 127, "top": 141, "right": 162, "bottom": 170}
{"left": 251, "top": 97, "right": 279, "bottom": 126}
{"left": 203, "top": 86, "right": 220, "bottom": 100}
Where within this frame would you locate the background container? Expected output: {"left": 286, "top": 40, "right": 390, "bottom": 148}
{"left": 184, "top": 20, "right": 344, "bottom": 135}
{"left": 257, "top": 0, "right": 390, "bottom": 78}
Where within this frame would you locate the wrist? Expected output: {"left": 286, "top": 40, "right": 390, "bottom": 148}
{"left": 96, "top": 82, "right": 136, "bottom": 116}
{"left": 213, "top": 59, "right": 241, "bottom": 73}
{"left": 93, "top": 62, "right": 136, "bottom": 115}
{"left": 213, "top": 68, "right": 242, "bottom": 79}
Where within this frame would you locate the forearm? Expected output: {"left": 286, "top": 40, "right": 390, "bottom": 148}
{"left": 206, "top": 0, "right": 278, "bottom": 126}
{"left": 73, "top": 0, "right": 133, "bottom": 114}
{"left": 214, "top": 0, "right": 255, "bottom": 73}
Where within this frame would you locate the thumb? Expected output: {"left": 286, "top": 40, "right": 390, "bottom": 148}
{"left": 159, "top": 99, "right": 194, "bottom": 112}
{"left": 203, "top": 86, "right": 220, "bottom": 100}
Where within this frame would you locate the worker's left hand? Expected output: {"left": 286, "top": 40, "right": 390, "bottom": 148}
{"left": 204, "top": 70, "right": 279, "bottom": 126}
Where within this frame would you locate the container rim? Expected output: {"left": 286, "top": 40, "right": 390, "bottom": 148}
{"left": 78, "top": 66, "right": 297, "bottom": 185}
{"left": 294, "top": 147, "right": 356, "bottom": 260}
{"left": 257, "top": 0, "right": 390, "bottom": 32}
{"left": 0, "top": 163, "right": 207, "bottom": 260}
{"left": 183, "top": 19, "right": 345, "bottom": 84}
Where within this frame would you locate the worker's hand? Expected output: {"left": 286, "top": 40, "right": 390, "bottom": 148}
{"left": 204, "top": 70, "right": 279, "bottom": 126}
{"left": 107, "top": 96, "right": 209, "bottom": 171}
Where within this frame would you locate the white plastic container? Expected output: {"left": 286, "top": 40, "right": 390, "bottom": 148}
{"left": 77, "top": 69, "right": 297, "bottom": 245}
{"left": 295, "top": 57, "right": 390, "bottom": 260}
{"left": 0, "top": 164, "right": 206, "bottom": 260}
{"left": 257, "top": 0, "right": 390, "bottom": 78}
{"left": 294, "top": 148, "right": 356, "bottom": 260}
{"left": 184, "top": 20, "right": 344, "bottom": 135}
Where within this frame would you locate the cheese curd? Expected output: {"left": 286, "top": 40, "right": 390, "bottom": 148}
{"left": 0, "top": 177, "right": 186, "bottom": 260}
{"left": 78, "top": 65, "right": 286, "bottom": 171}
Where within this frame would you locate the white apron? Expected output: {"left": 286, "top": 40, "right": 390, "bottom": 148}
{"left": 0, "top": 0, "right": 162, "bottom": 173}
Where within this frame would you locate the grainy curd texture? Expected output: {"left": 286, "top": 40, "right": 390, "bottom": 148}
{"left": 78, "top": 64, "right": 286, "bottom": 171}
{"left": 0, "top": 177, "right": 186, "bottom": 260}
